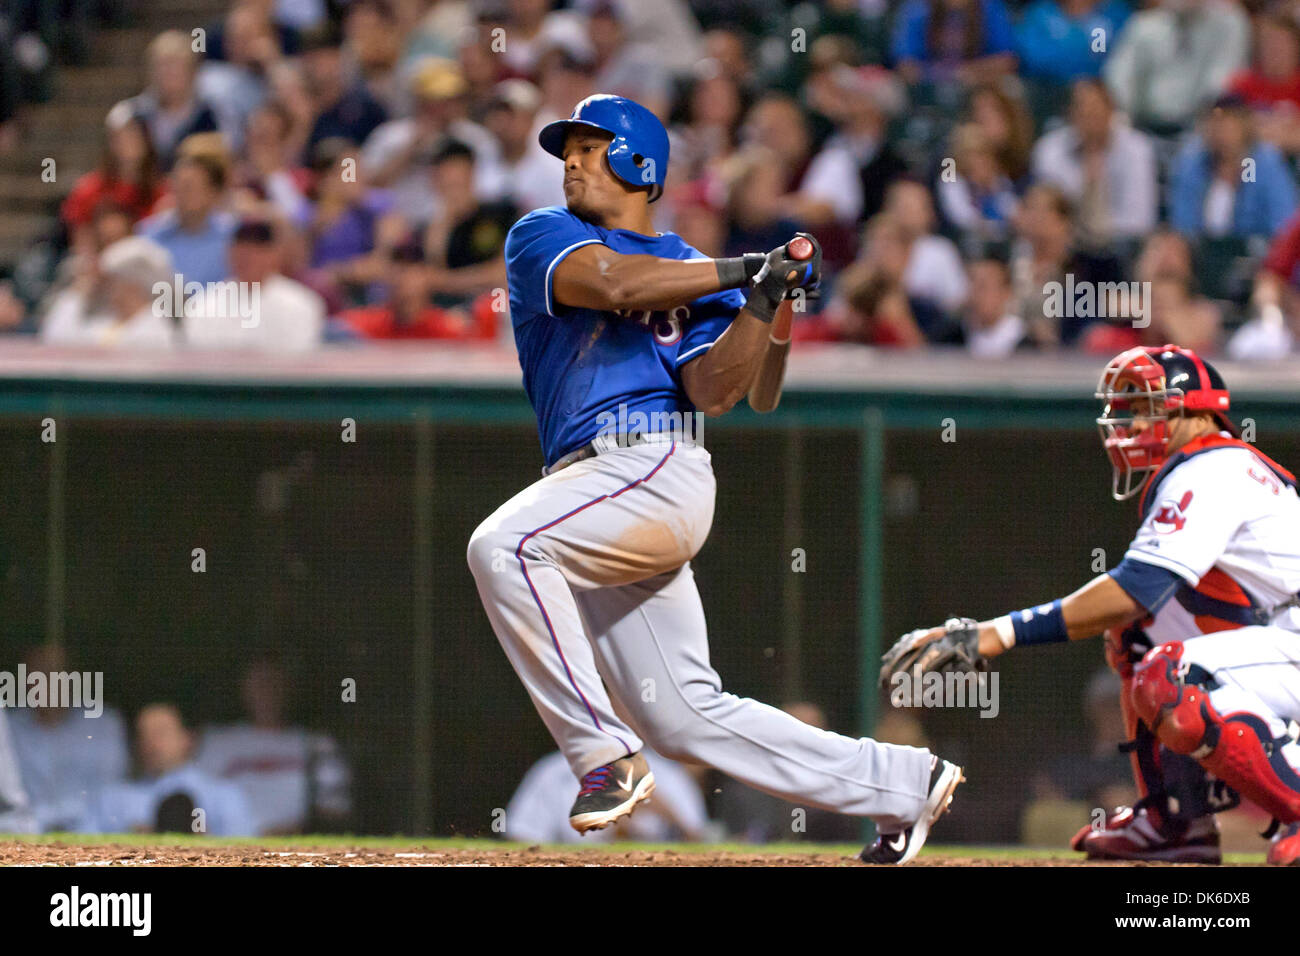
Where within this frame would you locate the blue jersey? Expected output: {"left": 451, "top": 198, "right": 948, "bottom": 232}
{"left": 504, "top": 206, "right": 744, "bottom": 467}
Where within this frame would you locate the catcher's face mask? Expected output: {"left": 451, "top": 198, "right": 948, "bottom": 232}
{"left": 1096, "top": 349, "right": 1175, "bottom": 501}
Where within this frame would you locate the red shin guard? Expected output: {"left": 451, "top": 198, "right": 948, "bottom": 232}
{"left": 1133, "top": 642, "right": 1300, "bottom": 824}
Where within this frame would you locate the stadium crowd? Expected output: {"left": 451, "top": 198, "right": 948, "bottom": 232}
{"left": 4, "top": 645, "right": 351, "bottom": 837}
{"left": 3, "top": 0, "right": 1300, "bottom": 359}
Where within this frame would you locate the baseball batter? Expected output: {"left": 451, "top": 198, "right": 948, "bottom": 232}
{"left": 880, "top": 345, "right": 1300, "bottom": 864}
{"left": 468, "top": 94, "right": 962, "bottom": 864}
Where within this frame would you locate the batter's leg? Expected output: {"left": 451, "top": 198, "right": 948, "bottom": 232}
{"left": 468, "top": 443, "right": 714, "bottom": 778}
{"left": 577, "top": 563, "right": 935, "bottom": 832}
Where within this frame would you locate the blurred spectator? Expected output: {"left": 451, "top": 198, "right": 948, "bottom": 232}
{"left": 700, "top": 26, "right": 755, "bottom": 92}
{"left": 183, "top": 218, "right": 325, "bottom": 352}
{"left": 0, "top": 710, "right": 36, "bottom": 833}
{"left": 891, "top": 0, "right": 1018, "bottom": 87}
{"left": 1231, "top": 10, "right": 1300, "bottom": 153}
{"left": 124, "top": 31, "right": 222, "bottom": 170}
{"left": 536, "top": 45, "right": 599, "bottom": 128}
{"left": 1008, "top": 183, "right": 1112, "bottom": 347}
{"left": 60, "top": 102, "right": 167, "bottom": 246}
{"left": 505, "top": 747, "right": 710, "bottom": 843}
{"left": 137, "top": 146, "right": 238, "bottom": 289}
{"left": 797, "top": 215, "right": 928, "bottom": 347}
{"left": 804, "top": 65, "right": 910, "bottom": 225}
{"left": 967, "top": 81, "right": 1033, "bottom": 183}
{"left": 345, "top": 0, "right": 420, "bottom": 116}
{"left": 197, "top": 1, "right": 282, "bottom": 150}
{"left": 272, "top": 0, "right": 328, "bottom": 32}
{"left": 726, "top": 94, "right": 859, "bottom": 263}
{"left": 1134, "top": 227, "right": 1196, "bottom": 287}
{"left": 1104, "top": 0, "right": 1250, "bottom": 134}
{"left": 935, "top": 122, "right": 1019, "bottom": 245}
{"left": 233, "top": 101, "right": 313, "bottom": 223}
{"left": 453, "top": 19, "right": 507, "bottom": 114}
{"left": 196, "top": 657, "right": 351, "bottom": 835}
{"left": 484, "top": 80, "right": 565, "bottom": 213}
{"left": 778, "top": 0, "right": 889, "bottom": 88}
{"left": 363, "top": 58, "right": 503, "bottom": 224}
{"left": 583, "top": 0, "right": 704, "bottom": 77}
{"left": 1167, "top": 95, "right": 1297, "bottom": 241}
{"left": 339, "top": 239, "right": 498, "bottom": 339}
{"left": 405, "top": 0, "right": 477, "bottom": 64}
{"left": 81, "top": 704, "right": 256, "bottom": 836}
{"left": 302, "top": 21, "right": 389, "bottom": 156}
{"left": 587, "top": 1, "right": 671, "bottom": 119}
{"left": 40, "top": 236, "right": 176, "bottom": 349}
{"left": 1080, "top": 272, "right": 1222, "bottom": 354}
{"left": 267, "top": 58, "right": 317, "bottom": 164}
{"left": 204, "top": 0, "right": 314, "bottom": 60}
{"left": 1031, "top": 78, "right": 1158, "bottom": 247}
{"left": 669, "top": 60, "right": 745, "bottom": 191}
{"left": 498, "top": 0, "right": 590, "bottom": 78}
{"left": 714, "top": 703, "right": 859, "bottom": 843}
{"left": 885, "top": 179, "right": 969, "bottom": 317}
{"left": 33, "top": 200, "right": 136, "bottom": 338}
{"left": 671, "top": 184, "right": 728, "bottom": 257}
{"left": 8, "top": 644, "right": 129, "bottom": 833}
{"left": 958, "top": 256, "right": 1027, "bottom": 356}
{"left": 1015, "top": 0, "right": 1130, "bottom": 84}
{"left": 420, "top": 139, "right": 517, "bottom": 302}
{"left": 1230, "top": 10, "right": 1300, "bottom": 109}
{"left": 301, "top": 137, "right": 408, "bottom": 291}
{"left": 1226, "top": 210, "right": 1300, "bottom": 359}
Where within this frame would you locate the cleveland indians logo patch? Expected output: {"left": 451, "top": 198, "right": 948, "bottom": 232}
{"left": 1152, "top": 490, "right": 1194, "bottom": 534}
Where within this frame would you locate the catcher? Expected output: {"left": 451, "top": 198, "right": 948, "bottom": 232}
{"left": 881, "top": 345, "right": 1300, "bottom": 864}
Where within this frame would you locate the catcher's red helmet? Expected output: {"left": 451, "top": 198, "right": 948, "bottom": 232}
{"left": 1095, "top": 345, "right": 1235, "bottom": 500}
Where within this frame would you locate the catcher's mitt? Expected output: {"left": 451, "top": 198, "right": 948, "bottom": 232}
{"left": 879, "top": 617, "right": 989, "bottom": 689}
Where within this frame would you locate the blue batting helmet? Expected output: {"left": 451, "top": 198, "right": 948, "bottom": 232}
{"left": 538, "top": 94, "right": 669, "bottom": 202}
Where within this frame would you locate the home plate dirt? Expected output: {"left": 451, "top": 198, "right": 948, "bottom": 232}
{"left": 0, "top": 842, "right": 1190, "bottom": 866}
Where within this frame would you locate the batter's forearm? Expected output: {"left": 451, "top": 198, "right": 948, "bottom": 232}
{"left": 552, "top": 247, "right": 728, "bottom": 312}
{"left": 747, "top": 338, "right": 791, "bottom": 413}
{"left": 681, "top": 309, "right": 773, "bottom": 416}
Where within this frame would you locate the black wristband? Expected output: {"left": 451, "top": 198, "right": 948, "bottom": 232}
{"left": 714, "top": 254, "right": 766, "bottom": 290}
{"left": 743, "top": 286, "right": 780, "bottom": 323}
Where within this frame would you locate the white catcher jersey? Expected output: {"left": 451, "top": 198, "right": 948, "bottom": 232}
{"left": 1125, "top": 435, "right": 1300, "bottom": 643}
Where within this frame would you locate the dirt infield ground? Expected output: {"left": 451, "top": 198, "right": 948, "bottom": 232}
{"left": 0, "top": 836, "right": 1255, "bottom": 866}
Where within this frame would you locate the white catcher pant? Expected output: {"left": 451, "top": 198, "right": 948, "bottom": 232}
{"left": 468, "top": 440, "right": 933, "bottom": 831}
{"left": 1179, "top": 626, "right": 1300, "bottom": 778}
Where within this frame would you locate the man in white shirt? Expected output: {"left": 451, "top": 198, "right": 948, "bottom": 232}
{"left": 483, "top": 80, "right": 567, "bottom": 214}
{"left": 40, "top": 236, "right": 177, "bottom": 350}
{"left": 195, "top": 657, "right": 351, "bottom": 835}
{"left": 362, "top": 58, "right": 505, "bottom": 224}
{"left": 960, "top": 258, "right": 1026, "bottom": 357}
{"left": 1032, "top": 79, "right": 1158, "bottom": 245}
{"left": 884, "top": 180, "right": 969, "bottom": 315}
{"left": 8, "top": 644, "right": 130, "bottom": 833}
{"left": 183, "top": 218, "right": 324, "bottom": 352}
{"left": 0, "top": 711, "right": 37, "bottom": 834}
{"left": 1104, "top": 0, "right": 1250, "bottom": 131}
{"left": 81, "top": 704, "right": 256, "bottom": 836}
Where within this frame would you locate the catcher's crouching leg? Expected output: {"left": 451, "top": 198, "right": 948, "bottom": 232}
{"left": 1132, "top": 641, "right": 1300, "bottom": 825}
{"left": 1072, "top": 625, "right": 1223, "bottom": 862}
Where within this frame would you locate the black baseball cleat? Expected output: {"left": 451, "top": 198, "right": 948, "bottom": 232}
{"left": 860, "top": 756, "right": 965, "bottom": 865}
{"left": 569, "top": 752, "right": 656, "bottom": 834}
